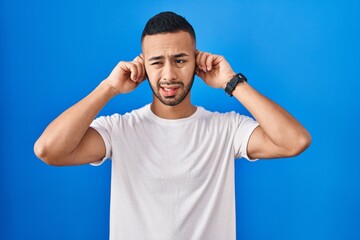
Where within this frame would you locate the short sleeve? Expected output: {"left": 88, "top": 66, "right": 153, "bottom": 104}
{"left": 233, "top": 113, "right": 259, "bottom": 161}
{"left": 89, "top": 115, "right": 116, "bottom": 166}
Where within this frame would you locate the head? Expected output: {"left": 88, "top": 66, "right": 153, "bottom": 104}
{"left": 141, "top": 11, "right": 197, "bottom": 106}
{"left": 141, "top": 11, "right": 196, "bottom": 43}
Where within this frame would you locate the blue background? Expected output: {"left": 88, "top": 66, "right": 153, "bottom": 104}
{"left": 1, "top": 0, "right": 359, "bottom": 239}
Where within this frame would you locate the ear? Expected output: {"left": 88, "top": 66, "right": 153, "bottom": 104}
{"left": 194, "top": 64, "right": 200, "bottom": 76}
{"left": 140, "top": 53, "right": 148, "bottom": 80}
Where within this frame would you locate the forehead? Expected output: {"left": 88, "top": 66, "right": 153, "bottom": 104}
{"left": 142, "top": 31, "right": 195, "bottom": 57}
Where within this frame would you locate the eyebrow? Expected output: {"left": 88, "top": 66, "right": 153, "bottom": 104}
{"left": 148, "top": 53, "right": 189, "bottom": 61}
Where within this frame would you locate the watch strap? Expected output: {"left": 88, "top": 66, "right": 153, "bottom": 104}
{"left": 224, "top": 73, "right": 247, "bottom": 96}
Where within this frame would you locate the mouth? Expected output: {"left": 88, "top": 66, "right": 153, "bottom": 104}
{"left": 160, "top": 85, "right": 181, "bottom": 97}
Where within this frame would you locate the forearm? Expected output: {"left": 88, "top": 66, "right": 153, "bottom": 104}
{"left": 232, "top": 82, "right": 311, "bottom": 154}
{"left": 34, "top": 80, "right": 115, "bottom": 161}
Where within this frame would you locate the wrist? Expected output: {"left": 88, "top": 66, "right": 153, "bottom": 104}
{"left": 222, "top": 71, "right": 236, "bottom": 89}
{"left": 224, "top": 72, "right": 247, "bottom": 96}
{"left": 100, "top": 79, "right": 118, "bottom": 97}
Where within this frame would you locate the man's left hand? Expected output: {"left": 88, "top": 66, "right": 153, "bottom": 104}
{"left": 195, "top": 50, "right": 236, "bottom": 89}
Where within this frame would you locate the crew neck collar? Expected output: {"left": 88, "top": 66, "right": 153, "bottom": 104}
{"left": 145, "top": 104, "right": 202, "bottom": 125}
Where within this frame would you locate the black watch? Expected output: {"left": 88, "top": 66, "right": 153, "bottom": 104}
{"left": 224, "top": 73, "right": 247, "bottom": 96}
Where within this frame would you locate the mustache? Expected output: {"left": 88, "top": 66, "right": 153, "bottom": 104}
{"left": 158, "top": 81, "right": 184, "bottom": 86}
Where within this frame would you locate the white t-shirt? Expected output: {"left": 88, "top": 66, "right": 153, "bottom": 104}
{"left": 90, "top": 104, "right": 259, "bottom": 240}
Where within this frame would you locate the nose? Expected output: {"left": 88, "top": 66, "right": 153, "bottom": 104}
{"left": 162, "top": 62, "right": 177, "bottom": 81}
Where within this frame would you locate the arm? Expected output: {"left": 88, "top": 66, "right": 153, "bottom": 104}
{"left": 195, "top": 51, "right": 311, "bottom": 159}
{"left": 34, "top": 55, "right": 146, "bottom": 166}
{"left": 232, "top": 82, "right": 311, "bottom": 159}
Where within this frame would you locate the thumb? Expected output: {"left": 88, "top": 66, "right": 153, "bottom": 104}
{"left": 195, "top": 67, "right": 206, "bottom": 80}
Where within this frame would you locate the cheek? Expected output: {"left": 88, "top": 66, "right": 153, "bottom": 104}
{"left": 145, "top": 71, "right": 159, "bottom": 87}
{"left": 183, "top": 64, "right": 196, "bottom": 78}
{"left": 186, "top": 60, "right": 196, "bottom": 72}
{"left": 145, "top": 66, "right": 157, "bottom": 81}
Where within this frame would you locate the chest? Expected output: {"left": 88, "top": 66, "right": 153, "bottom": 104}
{"left": 111, "top": 121, "right": 233, "bottom": 191}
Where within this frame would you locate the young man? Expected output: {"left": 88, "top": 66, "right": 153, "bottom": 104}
{"left": 34, "top": 11, "right": 311, "bottom": 240}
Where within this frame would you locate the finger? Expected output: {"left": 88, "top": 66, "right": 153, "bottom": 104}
{"left": 205, "top": 54, "right": 216, "bottom": 71}
{"left": 195, "top": 68, "right": 206, "bottom": 80}
{"left": 138, "top": 54, "right": 147, "bottom": 81}
{"left": 136, "top": 62, "right": 146, "bottom": 82}
{"left": 133, "top": 55, "right": 144, "bottom": 64}
{"left": 133, "top": 56, "right": 146, "bottom": 81}
{"left": 195, "top": 50, "right": 202, "bottom": 68}
{"left": 195, "top": 53, "right": 205, "bottom": 77}
{"left": 132, "top": 61, "right": 144, "bottom": 82}
{"left": 126, "top": 62, "right": 138, "bottom": 82}
{"left": 199, "top": 52, "right": 211, "bottom": 72}
{"left": 195, "top": 49, "right": 201, "bottom": 62}
{"left": 137, "top": 62, "right": 146, "bottom": 82}
{"left": 196, "top": 51, "right": 207, "bottom": 72}
{"left": 118, "top": 61, "right": 133, "bottom": 75}
{"left": 195, "top": 66, "right": 200, "bottom": 76}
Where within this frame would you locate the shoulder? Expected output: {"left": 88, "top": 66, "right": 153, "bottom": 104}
{"left": 92, "top": 104, "right": 151, "bottom": 127}
{"left": 199, "top": 107, "right": 248, "bottom": 123}
{"left": 198, "top": 107, "right": 258, "bottom": 132}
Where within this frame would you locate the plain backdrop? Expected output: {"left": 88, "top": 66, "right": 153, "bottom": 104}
{"left": 1, "top": 0, "right": 359, "bottom": 239}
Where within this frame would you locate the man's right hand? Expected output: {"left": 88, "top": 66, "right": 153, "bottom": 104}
{"left": 104, "top": 54, "right": 147, "bottom": 95}
{"left": 34, "top": 54, "right": 148, "bottom": 166}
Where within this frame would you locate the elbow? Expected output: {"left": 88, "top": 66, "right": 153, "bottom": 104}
{"left": 286, "top": 131, "right": 312, "bottom": 157}
{"left": 34, "top": 140, "right": 48, "bottom": 163}
{"left": 33, "top": 140, "right": 66, "bottom": 166}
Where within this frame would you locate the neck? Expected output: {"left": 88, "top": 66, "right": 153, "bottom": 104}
{"left": 150, "top": 95, "right": 196, "bottom": 119}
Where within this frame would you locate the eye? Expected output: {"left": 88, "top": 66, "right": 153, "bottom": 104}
{"left": 150, "top": 62, "right": 161, "bottom": 66}
{"left": 176, "top": 59, "right": 186, "bottom": 64}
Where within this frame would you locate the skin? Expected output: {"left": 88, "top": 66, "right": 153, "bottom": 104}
{"left": 34, "top": 30, "right": 311, "bottom": 166}
{"left": 142, "top": 31, "right": 197, "bottom": 119}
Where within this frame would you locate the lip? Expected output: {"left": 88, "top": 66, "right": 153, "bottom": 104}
{"left": 160, "top": 86, "right": 180, "bottom": 97}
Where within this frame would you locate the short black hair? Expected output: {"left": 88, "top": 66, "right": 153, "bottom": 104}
{"left": 141, "top": 11, "right": 196, "bottom": 42}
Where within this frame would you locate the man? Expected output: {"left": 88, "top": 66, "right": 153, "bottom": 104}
{"left": 34, "top": 11, "right": 311, "bottom": 240}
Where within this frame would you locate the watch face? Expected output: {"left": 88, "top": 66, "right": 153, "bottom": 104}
{"left": 237, "top": 73, "right": 247, "bottom": 82}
